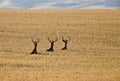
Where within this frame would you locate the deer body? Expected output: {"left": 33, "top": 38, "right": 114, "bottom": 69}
{"left": 46, "top": 42, "right": 54, "bottom": 52}
{"left": 30, "top": 39, "right": 39, "bottom": 54}
{"left": 62, "top": 40, "right": 68, "bottom": 50}
{"left": 61, "top": 37, "right": 70, "bottom": 50}
{"left": 46, "top": 37, "right": 57, "bottom": 52}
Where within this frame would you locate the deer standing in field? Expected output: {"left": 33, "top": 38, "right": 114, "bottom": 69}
{"left": 61, "top": 36, "right": 71, "bottom": 50}
{"left": 30, "top": 39, "right": 39, "bottom": 54}
{"left": 46, "top": 37, "right": 58, "bottom": 52}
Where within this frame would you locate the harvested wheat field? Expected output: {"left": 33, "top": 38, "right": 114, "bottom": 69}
{"left": 0, "top": 9, "right": 120, "bottom": 81}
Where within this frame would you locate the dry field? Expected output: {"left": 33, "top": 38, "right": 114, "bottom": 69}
{"left": 0, "top": 9, "right": 120, "bottom": 81}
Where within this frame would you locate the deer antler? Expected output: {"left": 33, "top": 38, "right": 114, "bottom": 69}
{"left": 37, "top": 38, "right": 39, "bottom": 43}
{"left": 48, "top": 37, "right": 58, "bottom": 42}
{"left": 32, "top": 39, "right": 35, "bottom": 43}
{"left": 62, "top": 36, "right": 71, "bottom": 41}
{"left": 67, "top": 36, "right": 71, "bottom": 41}
{"left": 62, "top": 36, "right": 64, "bottom": 40}
{"left": 32, "top": 39, "right": 39, "bottom": 43}
{"left": 62, "top": 36, "right": 65, "bottom": 42}
{"left": 54, "top": 37, "right": 58, "bottom": 42}
{"left": 48, "top": 37, "right": 52, "bottom": 42}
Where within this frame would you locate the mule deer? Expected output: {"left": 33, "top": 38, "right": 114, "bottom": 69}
{"left": 61, "top": 36, "right": 71, "bottom": 50}
{"left": 46, "top": 37, "right": 58, "bottom": 52}
{"left": 30, "top": 39, "right": 39, "bottom": 54}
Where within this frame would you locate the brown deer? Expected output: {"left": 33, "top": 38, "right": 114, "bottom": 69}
{"left": 61, "top": 36, "right": 71, "bottom": 50}
{"left": 46, "top": 37, "right": 58, "bottom": 52}
{"left": 30, "top": 39, "right": 39, "bottom": 54}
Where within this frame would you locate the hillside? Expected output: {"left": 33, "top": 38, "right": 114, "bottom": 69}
{"left": 0, "top": 9, "right": 120, "bottom": 81}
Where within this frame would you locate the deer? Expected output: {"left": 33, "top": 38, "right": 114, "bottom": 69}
{"left": 30, "top": 39, "right": 39, "bottom": 54}
{"left": 61, "top": 36, "right": 71, "bottom": 50}
{"left": 46, "top": 37, "right": 58, "bottom": 52}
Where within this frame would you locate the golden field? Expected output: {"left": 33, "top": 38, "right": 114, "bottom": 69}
{"left": 0, "top": 9, "right": 120, "bottom": 81}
